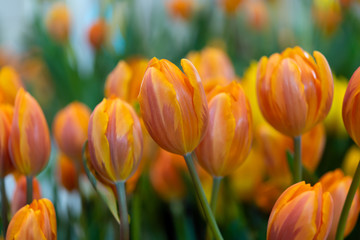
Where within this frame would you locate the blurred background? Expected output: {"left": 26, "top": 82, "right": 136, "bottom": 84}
{"left": 2, "top": 0, "right": 360, "bottom": 239}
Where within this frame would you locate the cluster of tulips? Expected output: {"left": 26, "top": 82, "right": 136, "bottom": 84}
{"left": 1, "top": 44, "right": 360, "bottom": 240}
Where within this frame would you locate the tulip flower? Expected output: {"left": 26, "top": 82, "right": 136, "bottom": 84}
{"left": 88, "top": 97, "right": 143, "bottom": 240}
{"left": 53, "top": 102, "right": 91, "bottom": 163}
{"left": 57, "top": 153, "right": 78, "bottom": 192}
{"left": 88, "top": 19, "right": 107, "bottom": 50}
{"left": 244, "top": 0, "right": 269, "bottom": 31}
{"left": 219, "top": 0, "right": 242, "bottom": 15}
{"left": 267, "top": 182, "right": 333, "bottom": 240}
{"left": 313, "top": 0, "right": 342, "bottom": 35}
{"left": 343, "top": 146, "right": 360, "bottom": 177}
{"left": 0, "top": 66, "right": 23, "bottom": 105}
{"left": 11, "top": 176, "right": 42, "bottom": 215}
{"left": 45, "top": 2, "right": 71, "bottom": 43}
{"left": 196, "top": 81, "right": 252, "bottom": 177}
{"left": 320, "top": 169, "right": 360, "bottom": 240}
{"left": 6, "top": 198, "right": 56, "bottom": 240}
{"left": 166, "top": 0, "right": 194, "bottom": 20}
{"left": 0, "top": 105, "right": 14, "bottom": 178}
{"left": 104, "top": 58, "right": 148, "bottom": 105}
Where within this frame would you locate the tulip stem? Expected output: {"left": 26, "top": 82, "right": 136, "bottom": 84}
{"left": 115, "top": 181, "right": 129, "bottom": 240}
{"left": 293, "top": 136, "right": 302, "bottom": 183}
{"left": 184, "top": 152, "right": 223, "bottom": 240}
{"left": 210, "top": 177, "right": 222, "bottom": 213}
{"left": 335, "top": 160, "right": 360, "bottom": 240}
{"left": 26, "top": 176, "right": 33, "bottom": 205}
{"left": 0, "top": 177, "right": 8, "bottom": 237}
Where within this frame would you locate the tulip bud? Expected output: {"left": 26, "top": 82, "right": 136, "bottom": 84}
{"left": 150, "top": 149, "right": 187, "bottom": 201}
{"left": 0, "top": 66, "right": 23, "bottom": 105}
{"left": 88, "top": 98, "right": 143, "bottom": 184}
{"left": 166, "top": 0, "right": 194, "bottom": 20}
{"left": 138, "top": 57, "right": 208, "bottom": 155}
{"left": 257, "top": 47, "right": 334, "bottom": 137}
{"left": 53, "top": 102, "right": 90, "bottom": 162}
{"left": 6, "top": 198, "right": 56, "bottom": 240}
{"left": 0, "top": 104, "right": 14, "bottom": 177}
{"left": 320, "top": 169, "right": 360, "bottom": 239}
{"left": 267, "top": 182, "right": 333, "bottom": 240}
{"left": 57, "top": 153, "right": 78, "bottom": 192}
{"left": 343, "top": 67, "right": 360, "bottom": 147}
{"left": 9, "top": 89, "right": 51, "bottom": 176}
{"left": 88, "top": 19, "right": 107, "bottom": 50}
{"left": 11, "top": 176, "right": 42, "bottom": 215}
{"left": 45, "top": 2, "right": 71, "bottom": 43}
{"left": 196, "top": 82, "right": 252, "bottom": 177}
{"left": 313, "top": 0, "right": 342, "bottom": 35}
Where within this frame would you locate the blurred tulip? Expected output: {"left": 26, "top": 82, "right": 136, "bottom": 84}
{"left": 241, "top": 61, "right": 266, "bottom": 127}
{"left": 57, "top": 153, "right": 78, "bottom": 192}
{"left": 138, "top": 57, "right": 208, "bottom": 155}
{"left": 196, "top": 81, "right": 252, "bottom": 177}
{"left": 343, "top": 145, "right": 360, "bottom": 177}
{"left": 88, "top": 19, "right": 107, "bottom": 50}
{"left": 6, "top": 198, "right": 56, "bottom": 240}
{"left": 320, "top": 169, "right": 360, "bottom": 239}
{"left": 219, "top": 0, "right": 242, "bottom": 14}
{"left": 244, "top": 0, "right": 268, "bottom": 31}
{"left": 343, "top": 67, "right": 360, "bottom": 147}
{"left": 313, "top": 0, "right": 342, "bottom": 35}
{"left": 11, "top": 176, "right": 42, "bottom": 215}
{"left": 45, "top": 2, "right": 71, "bottom": 43}
{"left": 254, "top": 180, "right": 284, "bottom": 212}
{"left": 88, "top": 97, "right": 143, "bottom": 184}
{"left": 0, "top": 105, "right": 14, "bottom": 177}
{"left": 0, "top": 66, "right": 23, "bottom": 105}
{"left": 9, "top": 89, "right": 51, "bottom": 176}
{"left": 324, "top": 75, "right": 347, "bottom": 137}
{"left": 257, "top": 47, "right": 333, "bottom": 137}
{"left": 167, "top": 0, "right": 194, "bottom": 20}
{"left": 267, "top": 182, "right": 333, "bottom": 240}
{"left": 53, "top": 102, "right": 91, "bottom": 162}
{"left": 104, "top": 58, "right": 148, "bottom": 105}
{"left": 150, "top": 149, "right": 187, "bottom": 201}
{"left": 258, "top": 123, "right": 325, "bottom": 185}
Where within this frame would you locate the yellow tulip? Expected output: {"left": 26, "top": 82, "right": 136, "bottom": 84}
{"left": 0, "top": 66, "right": 23, "bottom": 105}
{"left": 45, "top": 2, "right": 71, "bottom": 43}
{"left": 342, "top": 145, "right": 360, "bottom": 177}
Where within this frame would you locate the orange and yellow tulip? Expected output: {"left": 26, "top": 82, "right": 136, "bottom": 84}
{"left": 257, "top": 47, "right": 334, "bottom": 137}
{"left": 0, "top": 66, "right": 23, "bottom": 105}
{"left": 104, "top": 58, "right": 148, "bottom": 105}
{"left": 6, "top": 198, "right": 56, "bottom": 240}
{"left": 56, "top": 153, "right": 78, "bottom": 192}
{"left": 11, "top": 176, "right": 42, "bottom": 215}
{"left": 88, "top": 97, "right": 143, "bottom": 184}
{"left": 138, "top": 57, "right": 208, "bottom": 155}
{"left": 53, "top": 102, "right": 90, "bottom": 162}
{"left": 0, "top": 105, "right": 14, "bottom": 177}
{"left": 166, "top": 0, "right": 194, "bottom": 20}
{"left": 320, "top": 169, "right": 360, "bottom": 239}
{"left": 244, "top": 0, "right": 269, "bottom": 31}
{"left": 343, "top": 67, "right": 360, "bottom": 146}
{"left": 9, "top": 89, "right": 51, "bottom": 176}
{"left": 45, "top": 2, "right": 71, "bottom": 43}
{"left": 313, "top": 0, "right": 342, "bottom": 35}
{"left": 88, "top": 19, "right": 107, "bottom": 50}
{"left": 195, "top": 81, "right": 252, "bottom": 177}
{"left": 267, "top": 181, "right": 333, "bottom": 240}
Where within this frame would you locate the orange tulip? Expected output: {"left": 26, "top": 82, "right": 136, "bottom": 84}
{"left": 245, "top": 0, "right": 269, "bottom": 31}
{"left": 254, "top": 180, "right": 284, "bottom": 212}
{"left": 343, "top": 67, "right": 360, "bottom": 147}
{"left": 319, "top": 169, "right": 360, "bottom": 239}
{"left": 257, "top": 47, "right": 334, "bottom": 137}
{"left": 45, "top": 2, "right": 71, "bottom": 43}
{"left": 88, "top": 97, "right": 143, "bottom": 184}
{"left": 267, "top": 182, "right": 333, "bottom": 240}
{"left": 166, "top": 0, "right": 194, "bottom": 20}
{"left": 0, "top": 66, "right": 23, "bottom": 105}
{"left": 53, "top": 102, "right": 91, "bottom": 162}
{"left": 57, "top": 153, "right": 78, "bottom": 192}
{"left": 313, "top": 0, "right": 342, "bottom": 35}
{"left": 138, "top": 57, "right": 208, "bottom": 155}
{"left": 11, "top": 176, "right": 42, "bottom": 215}
{"left": 9, "top": 89, "right": 51, "bottom": 176}
{"left": 150, "top": 149, "right": 187, "bottom": 201}
{"left": 104, "top": 58, "right": 148, "bottom": 105}
{"left": 195, "top": 81, "right": 252, "bottom": 177}
{"left": 219, "top": 0, "right": 242, "bottom": 14}
{"left": 0, "top": 105, "right": 14, "bottom": 177}
{"left": 6, "top": 198, "right": 56, "bottom": 240}
{"left": 88, "top": 19, "right": 107, "bottom": 50}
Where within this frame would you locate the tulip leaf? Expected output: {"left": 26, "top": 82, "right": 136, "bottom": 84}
{"left": 82, "top": 141, "right": 120, "bottom": 223}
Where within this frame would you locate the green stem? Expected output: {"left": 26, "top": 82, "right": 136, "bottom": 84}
{"left": 293, "top": 136, "right": 302, "bottom": 183}
{"left": 0, "top": 177, "right": 8, "bottom": 237}
{"left": 335, "top": 160, "right": 360, "bottom": 240}
{"left": 131, "top": 188, "right": 141, "bottom": 240}
{"left": 115, "top": 181, "right": 129, "bottom": 240}
{"left": 26, "top": 176, "right": 33, "bottom": 205}
{"left": 184, "top": 152, "right": 223, "bottom": 240}
{"left": 210, "top": 177, "right": 222, "bottom": 213}
{"left": 170, "top": 200, "right": 186, "bottom": 240}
